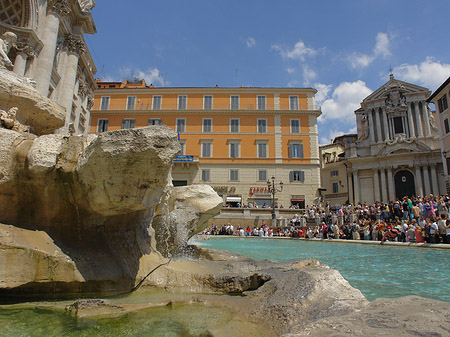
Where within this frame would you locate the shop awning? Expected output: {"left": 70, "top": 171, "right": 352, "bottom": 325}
{"left": 226, "top": 197, "right": 242, "bottom": 202}
{"left": 291, "top": 199, "right": 305, "bottom": 202}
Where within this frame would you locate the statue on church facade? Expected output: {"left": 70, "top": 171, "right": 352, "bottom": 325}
{"left": 0, "top": 32, "right": 17, "bottom": 69}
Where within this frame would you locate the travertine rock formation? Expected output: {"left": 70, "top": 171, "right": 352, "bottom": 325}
{"left": 0, "top": 124, "right": 222, "bottom": 294}
{"left": 0, "top": 69, "right": 65, "bottom": 135}
{"left": 152, "top": 184, "right": 223, "bottom": 257}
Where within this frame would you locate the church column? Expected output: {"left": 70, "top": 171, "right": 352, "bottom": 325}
{"left": 423, "top": 165, "right": 431, "bottom": 196}
{"left": 373, "top": 168, "right": 380, "bottom": 202}
{"left": 382, "top": 108, "right": 389, "bottom": 140}
{"left": 407, "top": 104, "right": 415, "bottom": 138}
{"left": 380, "top": 168, "right": 387, "bottom": 202}
{"left": 347, "top": 172, "right": 354, "bottom": 204}
{"left": 59, "top": 34, "right": 85, "bottom": 130}
{"left": 375, "top": 110, "right": 383, "bottom": 142}
{"left": 368, "top": 111, "right": 375, "bottom": 144}
{"left": 13, "top": 40, "right": 36, "bottom": 76}
{"left": 422, "top": 104, "right": 431, "bottom": 137}
{"left": 430, "top": 164, "right": 439, "bottom": 196}
{"left": 387, "top": 167, "right": 395, "bottom": 201}
{"left": 35, "top": 1, "right": 71, "bottom": 95}
{"left": 353, "top": 170, "right": 360, "bottom": 204}
{"left": 414, "top": 103, "right": 424, "bottom": 138}
{"left": 415, "top": 165, "right": 424, "bottom": 197}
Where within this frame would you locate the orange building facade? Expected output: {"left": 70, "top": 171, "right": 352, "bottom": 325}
{"left": 90, "top": 80, "right": 322, "bottom": 208}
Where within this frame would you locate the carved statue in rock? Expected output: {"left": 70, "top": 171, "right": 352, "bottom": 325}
{"left": 0, "top": 107, "right": 30, "bottom": 132}
{"left": 0, "top": 32, "right": 17, "bottom": 69}
{"left": 0, "top": 107, "right": 16, "bottom": 129}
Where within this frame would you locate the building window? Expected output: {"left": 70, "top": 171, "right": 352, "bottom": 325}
{"left": 332, "top": 182, "right": 339, "bottom": 194}
{"left": 289, "top": 171, "right": 305, "bottom": 182}
{"left": 127, "top": 96, "right": 136, "bottom": 110}
{"left": 331, "top": 170, "right": 339, "bottom": 177}
{"left": 230, "top": 95, "right": 239, "bottom": 109}
{"left": 258, "top": 170, "right": 267, "bottom": 181}
{"left": 257, "top": 142, "right": 268, "bottom": 158}
{"left": 203, "top": 118, "right": 212, "bottom": 132}
{"left": 201, "top": 169, "right": 210, "bottom": 181}
{"left": 148, "top": 118, "right": 162, "bottom": 125}
{"left": 178, "top": 95, "right": 187, "bottom": 110}
{"left": 445, "top": 118, "right": 450, "bottom": 134}
{"left": 289, "top": 96, "right": 299, "bottom": 110}
{"left": 230, "top": 169, "right": 239, "bottom": 181}
{"left": 204, "top": 95, "right": 213, "bottom": 110}
{"left": 393, "top": 116, "right": 404, "bottom": 134}
{"left": 176, "top": 118, "right": 186, "bottom": 132}
{"left": 121, "top": 118, "right": 135, "bottom": 129}
{"left": 257, "top": 95, "right": 266, "bottom": 110}
{"left": 100, "top": 96, "right": 110, "bottom": 110}
{"left": 97, "top": 119, "right": 108, "bottom": 132}
{"left": 289, "top": 142, "right": 304, "bottom": 158}
{"left": 230, "top": 118, "right": 240, "bottom": 133}
{"left": 257, "top": 119, "right": 267, "bottom": 133}
{"left": 438, "top": 94, "right": 448, "bottom": 113}
{"left": 201, "top": 141, "right": 212, "bottom": 158}
{"left": 290, "top": 119, "right": 300, "bottom": 133}
{"left": 229, "top": 141, "right": 240, "bottom": 158}
{"left": 152, "top": 96, "right": 162, "bottom": 110}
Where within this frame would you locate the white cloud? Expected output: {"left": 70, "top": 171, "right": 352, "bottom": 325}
{"left": 287, "top": 79, "right": 300, "bottom": 87}
{"left": 393, "top": 57, "right": 450, "bottom": 91}
{"left": 348, "top": 32, "right": 392, "bottom": 69}
{"left": 314, "top": 83, "right": 333, "bottom": 105}
{"left": 119, "top": 67, "right": 168, "bottom": 86}
{"left": 349, "top": 53, "right": 374, "bottom": 69}
{"left": 302, "top": 65, "right": 317, "bottom": 85}
{"left": 286, "top": 67, "right": 296, "bottom": 74}
{"left": 246, "top": 37, "right": 256, "bottom": 48}
{"left": 272, "top": 40, "right": 317, "bottom": 61}
{"left": 373, "top": 32, "right": 391, "bottom": 58}
{"left": 318, "top": 80, "right": 372, "bottom": 122}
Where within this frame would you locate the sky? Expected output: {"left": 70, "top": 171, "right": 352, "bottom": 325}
{"left": 86, "top": 0, "right": 450, "bottom": 145}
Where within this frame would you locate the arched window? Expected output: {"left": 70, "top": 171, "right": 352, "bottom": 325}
{"left": 0, "top": 0, "right": 28, "bottom": 27}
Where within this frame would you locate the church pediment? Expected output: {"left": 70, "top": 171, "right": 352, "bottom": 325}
{"left": 376, "top": 136, "right": 432, "bottom": 156}
{"left": 362, "top": 77, "right": 430, "bottom": 103}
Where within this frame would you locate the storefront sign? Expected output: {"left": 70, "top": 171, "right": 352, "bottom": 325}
{"left": 249, "top": 187, "right": 270, "bottom": 195}
{"left": 173, "top": 155, "right": 194, "bottom": 162}
{"left": 212, "top": 186, "right": 236, "bottom": 194}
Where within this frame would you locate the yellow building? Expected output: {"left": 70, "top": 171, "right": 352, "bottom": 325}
{"left": 90, "top": 80, "right": 322, "bottom": 210}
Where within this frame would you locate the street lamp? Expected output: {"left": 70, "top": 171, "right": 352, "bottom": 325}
{"left": 267, "top": 175, "right": 283, "bottom": 226}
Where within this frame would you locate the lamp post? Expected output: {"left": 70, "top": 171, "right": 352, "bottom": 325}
{"left": 267, "top": 175, "right": 283, "bottom": 226}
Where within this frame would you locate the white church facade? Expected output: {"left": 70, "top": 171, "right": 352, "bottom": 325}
{"left": 345, "top": 75, "right": 444, "bottom": 204}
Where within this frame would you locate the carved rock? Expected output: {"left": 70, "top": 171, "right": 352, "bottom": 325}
{"left": 152, "top": 185, "right": 223, "bottom": 257}
{"left": 0, "top": 68, "right": 65, "bottom": 135}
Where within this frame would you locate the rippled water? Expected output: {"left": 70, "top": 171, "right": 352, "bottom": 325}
{"left": 0, "top": 304, "right": 231, "bottom": 337}
{"left": 197, "top": 237, "right": 450, "bottom": 302}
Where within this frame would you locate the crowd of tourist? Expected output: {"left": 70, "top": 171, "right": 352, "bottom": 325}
{"left": 206, "top": 194, "right": 450, "bottom": 244}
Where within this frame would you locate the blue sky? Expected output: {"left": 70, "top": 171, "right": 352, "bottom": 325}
{"left": 87, "top": 0, "right": 450, "bottom": 144}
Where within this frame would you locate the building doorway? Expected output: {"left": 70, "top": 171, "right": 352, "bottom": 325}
{"left": 394, "top": 170, "right": 416, "bottom": 199}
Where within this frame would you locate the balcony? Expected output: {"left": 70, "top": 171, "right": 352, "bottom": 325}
{"left": 93, "top": 103, "right": 321, "bottom": 112}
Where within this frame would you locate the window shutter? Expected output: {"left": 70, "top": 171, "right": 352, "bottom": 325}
{"left": 300, "top": 171, "right": 305, "bottom": 182}
{"left": 105, "top": 119, "right": 109, "bottom": 131}
{"left": 131, "top": 119, "right": 135, "bottom": 128}
{"left": 299, "top": 144, "right": 304, "bottom": 158}
{"left": 289, "top": 171, "right": 294, "bottom": 182}
{"left": 122, "top": 119, "right": 126, "bottom": 129}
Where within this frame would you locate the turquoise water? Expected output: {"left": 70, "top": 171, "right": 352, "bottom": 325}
{"left": 197, "top": 237, "right": 450, "bottom": 302}
{"left": 0, "top": 303, "right": 236, "bottom": 337}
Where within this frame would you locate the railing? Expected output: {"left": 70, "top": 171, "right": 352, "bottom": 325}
{"left": 93, "top": 103, "right": 321, "bottom": 112}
